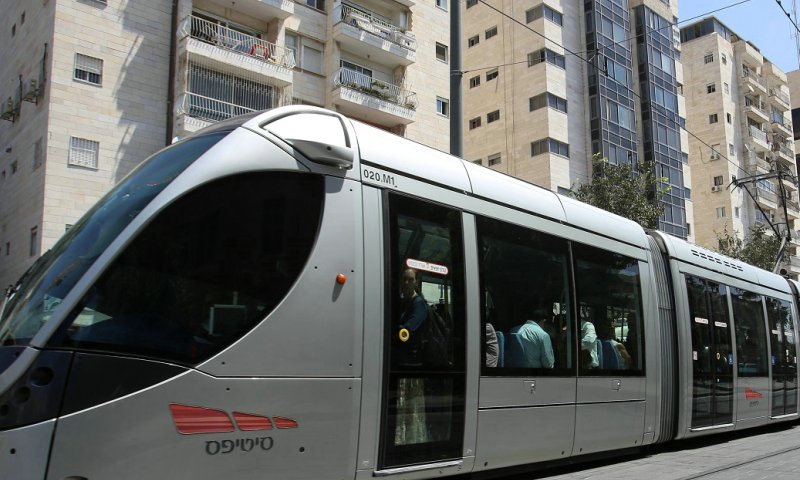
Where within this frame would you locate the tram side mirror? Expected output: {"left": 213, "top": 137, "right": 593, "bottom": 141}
{"left": 264, "top": 112, "right": 354, "bottom": 170}
{"left": 284, "top": 138, "right": 354, "bottom": 170}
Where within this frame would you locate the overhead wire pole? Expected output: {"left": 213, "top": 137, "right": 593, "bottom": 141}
{"left": 450, "top": 0, "right": 463, "bottom": 158}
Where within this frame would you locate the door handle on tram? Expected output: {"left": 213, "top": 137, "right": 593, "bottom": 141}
{"left": 612, "top": 379, "right": 622, "bottom": 391}
{"left": 524, "top": 380, "right": 536, "bottom": 394}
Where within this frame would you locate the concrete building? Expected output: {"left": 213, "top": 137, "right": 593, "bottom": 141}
{"left": 462, "top": 0, "right": 692, "bottom": 240}
{"left": 681, "top": 18, "right": 799, "bottom": 276}
{"left": 0, "top": 0, "right": 452, "bottom": 288}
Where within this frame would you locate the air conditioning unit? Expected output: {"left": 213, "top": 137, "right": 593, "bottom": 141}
{"left": 711, "top": 185, "right": 723, "bottom": 192}
{"left": 22, "top": 79, "right": 39, "bottom": 103}
{"left": 0, "top": 97, "right": 15, "bottom": 121}
{"left": 710, "top": 153, "right": 720, "bottom": 160}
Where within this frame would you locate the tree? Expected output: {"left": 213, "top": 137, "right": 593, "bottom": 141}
{"left": 572, "top": 154, "right": 668, "bottom": 229}
{"left": 715, "top": 223, "right": 783, "bottom": 271}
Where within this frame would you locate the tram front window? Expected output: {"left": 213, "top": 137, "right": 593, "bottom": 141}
{"left": 0, "top": 132, "right": 228, "bottom": 350}
{"left": 45, "top": 172, "right": 324, "bottom": 365}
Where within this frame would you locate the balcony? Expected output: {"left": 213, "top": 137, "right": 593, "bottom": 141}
{"left": 735, "top": 40, "right": 763, "bottom": 66}
{"left": 181, "top": 15, "right": 295, "bottom": 87}
{"left": 750, "top": 155, "right": 772, "bottom": 173}
{"left": 331, "top": 67, "right": 417, "bottom": 126}
{"left": 202, "top": 0, "right": 294, "bottom": 20}
{"left": 755, "top": 185, "right": 779, "bottom": 208}
{"left": 770, "top": 87, "right": 791, "bottom": 110}
{"left": 741, "top": 68, "right": 768, "bottom": 94}
{"left": 743, "top": 97, "right": 770, "bottom": 124}
{"left": 775, "top": 143, "right": 795, "bottom": 163}
{"left": 333, "top": 4, "right": 416, "bottom": 67}
{"left": 771, "top": 114, "right": 793, "bottom": 137}
{"left": 747, "top": 125, "right": 770, "bottom": 152}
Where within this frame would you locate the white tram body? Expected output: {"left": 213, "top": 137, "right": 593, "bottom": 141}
{"left": 0, "top": 106, "right": 796, "bottom": 479}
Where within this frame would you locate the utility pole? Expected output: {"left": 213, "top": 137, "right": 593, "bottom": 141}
{"left": 450, "top": 0, "right": 463, "bottom": 158}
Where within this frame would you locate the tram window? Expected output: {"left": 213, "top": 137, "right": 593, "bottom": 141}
{"left": 765, "top": 297, "right": 798, "bottom": 415}
{"left": 573, "top": 244, "right": 644, "bottom": 375}
{"left": 476, "top": 216, "right": 573, "bottom": 375}
{"left": 50, "top": 172, "right": 324, "bottom": 365}
{"left": 730, "top": 288, "right": 768, "bottom": 377}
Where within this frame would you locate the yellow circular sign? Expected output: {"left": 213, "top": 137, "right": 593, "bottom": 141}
{"left": 399, "top": 328, "right": 410, "bottom": 342}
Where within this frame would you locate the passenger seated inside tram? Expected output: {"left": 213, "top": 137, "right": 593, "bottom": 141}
{"left": 485, "top": 322, "right": 499, "bottom": 367}
{"left": 515, "top": 307, "right": 555, "bottom": 369}
{"left": 597, "top": 316, "right": 631, "bottom": 370}
{"left": 580, "top": 313, "right": 599, "bottom": 369}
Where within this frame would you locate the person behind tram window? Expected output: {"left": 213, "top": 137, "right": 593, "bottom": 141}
{"left": 516, "top": 306, "right": 555, "bottom": 368}
{"left": 597, "top": 316, "right": 631, "bottom": 369}
{"left": 485, "top": 322, "right": 499, "bottom": 367}
{"left": 397, "top": 267, "right": 428, "bottom": 366}
{"left": 580, "top": 308, "right": 600, "bottom": 369}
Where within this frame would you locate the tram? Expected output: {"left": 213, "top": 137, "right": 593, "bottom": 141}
{"left": 0, "top": 106, "right": 797, "bottom": 480}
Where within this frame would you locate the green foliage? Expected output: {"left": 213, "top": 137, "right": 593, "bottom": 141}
{"left": 715, "top": 223, "right": 784, "bottom": 271}
{"left": 571, "top": 154, "right": 669, "bottom": 229}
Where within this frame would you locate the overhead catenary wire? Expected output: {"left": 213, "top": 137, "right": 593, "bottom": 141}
{"left": 465, "top": 0, "right": 756, "bottom": 176}
{"left": 775, "top": 0, "right": 800, "bottom": 35}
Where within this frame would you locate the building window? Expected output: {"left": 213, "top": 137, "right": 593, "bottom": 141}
{"left": 727, "top": 112, "right": 732, "bottom": 124}
{"left": 724, "top": 82, "right": 729, "bottom": 94}
{"left": 709, "top": 113, "right": 718, "bottom": 124}
{"left": 485, "top": 26, "right": 497, "bottom": 40}
{"left": 74, "top": 53, "right": 103, "bottom": 85}
{"left": 466, "top": 0, "right": 478, "bottom": 8}
{"left": 11, "top": 161, "right": 18, "bottom": 174}
{"left": 711, "top": 144, "right": 721, "bottom": 159}
{"left": 469, "top": 75, "right": 481, "bottom": 88}
{"left": 468, "top": 35, "right": 479, "bottom": 47}
{"left": 287, "top": 32, "right": 324, "bottom": 74}
{"left": 487, "top": 110, "right": 500, "bottom": 123}
{"left": 469, "top": 117, "right": 481, "bottom": 129}
{"left": 707, "top": 83, "right": 716, "bottom": 94}
{"left": 488, "top": 153, "right": 501, "bottom": 166}
{"left": 436, "top": 97, "right": 449, "bottom": 117}
{"left": 33, "top": 138, "right": 42, "bottom": 171}
{"left": 68, "top": 137, "right": 99, "bottom": 169}
{"left": 486, "top": 68, "right": 498, "bottom": 81}
{"left": 721, "top": 53, "right": 727, "bottom": 65}
{"left": 4, "top": 242, "right": 9, "bottom": 256}
{"left": 436, "top": 0, "right": 448, "bottom": 11}
{"left": 436, "top": 42, "right": 449, "bottom": 62}
{"left": 29, "top": 226, "right": 38, "bottom": 257}
{"left": 305, "top": 0, "right": 324, "bottom": 10}
{"left": 704, "top": 52, "right": 714, "bottom": 64}
{"left": 65, "top": 224, "right": 74, "bottom": 233}
{"left": 716, "top": 207, "right": 726, "bottom": 218}
{"left": 531, "top": 138, "right": 569, "bottom": 157}
{"left": 729, "top": 143, "right": 735, "bottom": 155}
{"left": 734, "top": 207, "right": 740, "bottom": 218}
{"left": 526, "top": 4, "right": 563, "bottom": 25}
{"left": 473, "top": 159, "right": 482, "bottom": 165}
{"left": 527, "top": 48, "right": 565, "bottom": 69}
{"left": 713, "top": 175, "right": 724, "bottom": 186}
{"left": 529, "top": 92, "right": 567, "bottom": 113}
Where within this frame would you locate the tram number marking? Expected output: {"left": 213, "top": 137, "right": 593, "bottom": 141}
{"left": 205, "top": 436, "right": 274, "bottom": 455}
{"left": 363, "top": 168, "right": 397, "bottom": 188}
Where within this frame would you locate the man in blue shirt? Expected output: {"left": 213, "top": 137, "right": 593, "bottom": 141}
{"left": 515, "top": 314, "right": 555, "bottom": 369}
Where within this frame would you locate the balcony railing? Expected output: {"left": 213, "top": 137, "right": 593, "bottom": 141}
{"left": 742, "top": 68, "right": 766, "bottom": 90}
{"left": 744, "top": 96, "right": 768, "bottom": 115}
{"left": 333, "top": 67, "right": 417, "bottom": 109}
{"left": 770, "top": 88, "right": 790, "bottom": 106}
{"left": 779, "top": 144, "right": 794, "bottom": 158}
{"left": 187, "top": 15, "right": 295, "bottom": 69}
{"left": 180, "top": 92, "right": 265, "bottom": 123}
{"left": 749, "top": 125, "right": 768, "bottom": 143}
{"left": 336, "top": 4, "right": 417, "bottom": 51}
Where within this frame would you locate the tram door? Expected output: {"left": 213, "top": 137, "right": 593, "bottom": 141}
{"left": 685, "top": 275, "right": 734, "bottom": 428}
{"left": 379, "top": 193, "right": 466, "bottom": 469}
{"left": 765, "top": 297, "right": 798, "bottom": 417}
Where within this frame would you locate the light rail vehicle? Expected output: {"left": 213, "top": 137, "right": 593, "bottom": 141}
{"left": 0, "top": 106, "right": 797, "bottom": 479}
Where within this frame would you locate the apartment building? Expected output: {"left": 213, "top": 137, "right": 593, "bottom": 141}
{"left": 681, "top": 18, "right": 799, "bottom": 276}
{"left": 462, "top": 0, "right": 692, "bottom": 240}
{"left": 0, "top": 0, "right": 451, "bottom": 288}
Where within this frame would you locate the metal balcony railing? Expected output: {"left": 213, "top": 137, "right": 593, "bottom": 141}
{"left": 779, "top": 144, "right": 794, "bottom": 159}
{"left": 744, "top": 96, "right": 768, "bottom": 115}
{"left": 336, "top": 4, "right": 417, "bottom": 51}
{"left": 742, "top": 68, "right": 766, "bottom": 90}
{"left": 333, "top": 67, "right": 418, "bottom": 109}
{"left": 187, "top": 15, "right": 296, "bottom": 69}
{"left": 180, "top": 92, "right": 263, "bottom": 123}
{"left": 770, "top": 88, "right": 790, "bottom": 105}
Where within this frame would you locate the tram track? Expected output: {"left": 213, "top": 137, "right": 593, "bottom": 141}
{"left": 675, "top": 442, "right": 800, "bottom": 480}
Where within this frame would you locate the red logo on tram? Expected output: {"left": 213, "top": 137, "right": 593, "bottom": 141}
{"left": 744, "top": 387, "right": 764, "bottom": 400}
{"left": 169, "top": 403, "right": 298, "bottom": 435}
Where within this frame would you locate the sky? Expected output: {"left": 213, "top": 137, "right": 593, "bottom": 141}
{"left": 678, "top": 0, "right": 800, "bottom": 73}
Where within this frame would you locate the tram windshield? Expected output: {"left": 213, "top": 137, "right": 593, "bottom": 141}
{"left": 0, "top": 132, "right": 229, "bottom": 348}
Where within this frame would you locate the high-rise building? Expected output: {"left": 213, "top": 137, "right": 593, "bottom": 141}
{"left": 681, "top": 17, "right": 798, "bottom": 276}
{"left": 0, "top": 0, "right": 451, "bottom": 288}
{"left": 462, "top": 0, "right": 692, "bottom": 239}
